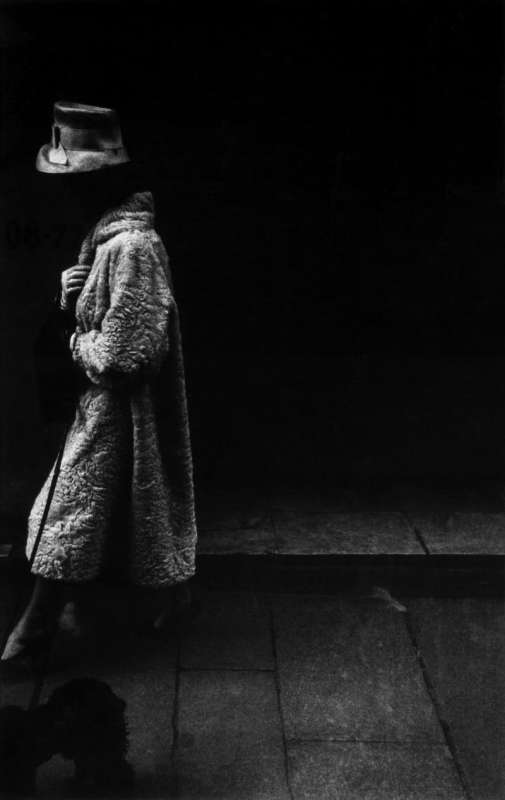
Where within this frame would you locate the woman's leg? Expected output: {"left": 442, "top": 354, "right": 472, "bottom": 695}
{"left": 136, "top": 580, "right": 199, "bottom": 635}
{"left": 153, "top": 582, "right": 194, "bottom": 630}
{"left": 1, "top": 576, "right": 66, "bottom": 660}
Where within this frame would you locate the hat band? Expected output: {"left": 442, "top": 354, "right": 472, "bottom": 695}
{"left": 53, "top": 124, "right": 124, "bottom": 152}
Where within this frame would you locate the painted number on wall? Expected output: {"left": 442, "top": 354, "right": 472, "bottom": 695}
{"left": 4, "top": 221, "right": 79, "bottom": 250}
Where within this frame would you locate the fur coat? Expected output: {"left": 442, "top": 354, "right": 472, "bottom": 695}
{"left": 26, "top": 192, "right": 197, "bottom": 586}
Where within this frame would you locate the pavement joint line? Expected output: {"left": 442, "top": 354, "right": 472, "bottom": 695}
{"left": 267, "top": 596, "right": 295, "bottom": 800}
{"left": 402, "top": 511, "right": 431, "bottom": 556}
{"left": 269, "top": 510, "right": 282, "bottom": 555}
{"left": 286, "top": 737, "right": 450, "bottom": 745}
{"left": 179, "top": 666, "right": 275, "bottom": 673}
{"left": 170, "top": 631, "right": 182, "bottom": 798}
{"left": 404, "top": 610, "right": 473, "bottom": 800}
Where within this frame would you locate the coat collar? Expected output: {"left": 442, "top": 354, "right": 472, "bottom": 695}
{"left": 79, "top": 191, "right": 155, "bottom": 263}
{"left": 92, "top": 190, "right": 155, "bottom": 245}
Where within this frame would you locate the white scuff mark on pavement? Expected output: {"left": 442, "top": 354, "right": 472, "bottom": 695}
{"left": 369, "top": 586, "right": 407, "bottom": 613}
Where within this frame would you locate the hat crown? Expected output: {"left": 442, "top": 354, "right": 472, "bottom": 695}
{"left": 54, "top": 101, "right": 119, "bottom": 132}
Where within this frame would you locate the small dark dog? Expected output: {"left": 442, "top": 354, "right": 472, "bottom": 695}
{"left": 0, "top": 678, "right": 134, "bottom": 795}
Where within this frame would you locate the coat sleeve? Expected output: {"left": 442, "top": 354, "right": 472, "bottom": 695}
{"left": 71, "top": 231, "right": 173, "bottom": 387}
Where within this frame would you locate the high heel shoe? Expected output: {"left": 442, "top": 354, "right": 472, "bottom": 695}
{"left": 152, "top": 586, "right": 202, "bottom": 636}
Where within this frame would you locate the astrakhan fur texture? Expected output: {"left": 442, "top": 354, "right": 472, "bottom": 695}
{"left": 26, "top": 191, "right": 197, "bottom": 586}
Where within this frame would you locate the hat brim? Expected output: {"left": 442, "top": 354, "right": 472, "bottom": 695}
{"left": 36, "top": 143, "right": 130, "bottom": 174}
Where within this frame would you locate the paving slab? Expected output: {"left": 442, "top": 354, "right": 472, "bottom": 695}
{"left": 272, "top": 595, "right": 442, "bottom": 741}
{"left": 180, "top": 591, "right": 274, "bottom": 670}
{"left": 273, "top": 511, "right": 423, "bottom": 554}
{"left": 36, "top": 631, "right": 177, "bottom": 798}
{"left": 409, "top": 598, "right": 505, "bottom": 800}
{"left": 198, "top": 525, "right": 276, "bottom": 555}
{"left": 287, "top": 741, "right": 465, "bottom": 800}
{"left": 197, "top": 507, "right": 274, "bottom": 533}
{"left": 407, "top": 512, "right": 505, "bottom": 554}
{"left": 196, "top": 487, "right": 272, "bottom": 523}
{"left": 196, "top": 490, "right": 277, "bottom": 554}
{"left": 176, "top": 670, "right": 290, "bottom": 799}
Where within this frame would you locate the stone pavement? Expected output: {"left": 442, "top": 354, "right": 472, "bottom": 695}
{"left": 195, "top": 481, "right": 505, "bottom": 556}
{"left": 1, "top": 588, "right": 502, "bottom": 800}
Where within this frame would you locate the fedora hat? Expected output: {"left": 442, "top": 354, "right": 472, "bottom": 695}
{"left": 36, "top": 101, "right": 130, "bottom": 173}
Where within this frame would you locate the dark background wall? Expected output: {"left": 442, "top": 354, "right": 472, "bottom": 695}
{"left": 0, "top": 0, "right": 504, "bottom": 517}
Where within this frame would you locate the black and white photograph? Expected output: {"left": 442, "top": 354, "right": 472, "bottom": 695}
{"left": 0, "top": 1, "right": 503, "bottom": 797}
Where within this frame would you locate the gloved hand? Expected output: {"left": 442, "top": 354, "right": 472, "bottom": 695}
{"left": 59, "top": 265, "right": 91, "bottom": 311}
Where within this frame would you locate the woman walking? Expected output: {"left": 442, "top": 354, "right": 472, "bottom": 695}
{"left": 1, "top": 102, "right": 198, "bottom": 668}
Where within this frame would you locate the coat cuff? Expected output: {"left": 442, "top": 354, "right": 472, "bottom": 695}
{"left": 71, "top": 330, "right": 104, "bottom": 386}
